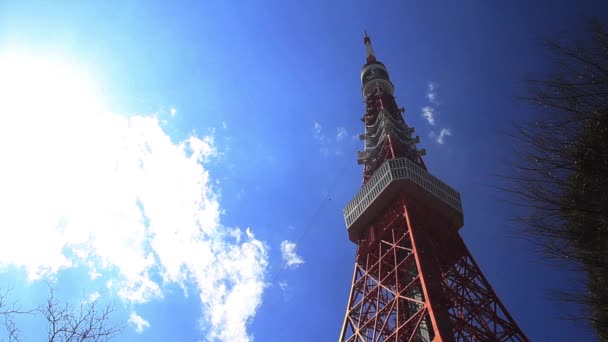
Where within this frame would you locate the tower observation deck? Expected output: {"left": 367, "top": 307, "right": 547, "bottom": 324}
{"left": 338, "top": 33, "right": 528, "bottom": 342}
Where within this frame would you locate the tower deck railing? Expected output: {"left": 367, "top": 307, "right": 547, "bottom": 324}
{"left": 343, "top": 158, "right": 463, "bottom": 241}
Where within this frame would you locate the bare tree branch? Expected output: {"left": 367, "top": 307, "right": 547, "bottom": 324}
{"left": 0, "top": 281, "right": 124, "bottom": 342}
{"left": 0, "top": 281, "right": 35, "bottom": 342}
{"left": 37, "top": 284, "right": 124, "bottom": 342}
{"left": 500, "top": 19, "right": 608, "bottom": 341}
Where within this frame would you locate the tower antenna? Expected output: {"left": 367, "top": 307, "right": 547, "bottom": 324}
{"left": 363, "top": 31, "right": 376, "bottom": 64}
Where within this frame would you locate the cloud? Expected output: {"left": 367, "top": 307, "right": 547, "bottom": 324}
{"left": 312, "top": 121, "right": 353, "bottom": 156}
{"left": 0, "top": 54, "right": 268, "bottom": 342}
{"left": 277, "top": 280, "right": 293, "bottom": 301}
{"left": 89, "top": 268, "right": 102, "bottom": 280}
{"left": 88, "top": 291, "right": 101, "bottom": 303}
{"left": 437, "top": 128, "right": 452, "bottom": 144}
{"left": 169, "top": 106, "right": 177, "bottom": 117}
{"left": 313, "top": 122, "right": 327, "bottom": 155}
{"left": 430, "top": 128, "right": 452, "bottom": 144}
{"left": 280, "top": 241, "right": 304, "bottom": 269}
{"left": 336, "top": 127, "right": 348, "bottom": 141}
{"left": 313, "top": 121, "right": 325, "bottom": 141}
{"left": 426, "top": 82, "right": 437, "bottom": 104}
{"left": 420, "top": 82, "right": 453, "bottom": 144}
{"left": 421, "top": 106, "right": 436, "bottom": 126}
{"left": 278, "top": 281, "right": 288, "bottom": 292}
{"left": 129, "top": 311, "right": 151, "bottom": 334}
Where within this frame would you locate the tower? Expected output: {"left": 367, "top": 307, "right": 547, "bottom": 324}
{"left": 339, "top": 33, "right": 528, "bottom": 342}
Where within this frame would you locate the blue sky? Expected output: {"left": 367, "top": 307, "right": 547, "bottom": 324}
{"left": 0, "top": 1, "right": 607, "bottom": 341}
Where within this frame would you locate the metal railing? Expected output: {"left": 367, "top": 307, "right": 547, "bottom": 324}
{"left": 343, "top": 158, "right": 463, "bottom": 229}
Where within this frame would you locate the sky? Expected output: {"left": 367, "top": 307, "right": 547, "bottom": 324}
{"left": 0, "top": 1, "right": 607, "bottom": 341}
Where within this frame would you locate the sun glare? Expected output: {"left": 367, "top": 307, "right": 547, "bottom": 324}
{"left": 0, "top": 50, "right": 105, "bottom": 166}
{"left": 0, "top": 51, "right": 107, "bottom": 235}
{"left": 0, "top": 50, "right": 103, "bottom": 120}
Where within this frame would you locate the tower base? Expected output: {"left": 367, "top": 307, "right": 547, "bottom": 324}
{"left": 339, "top": 198, "right": 528, "bottom": 342}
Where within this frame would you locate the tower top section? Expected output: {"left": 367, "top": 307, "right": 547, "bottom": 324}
{"left": 363, "top": 31, "right": 376, "bottom": 64}
{"left": 357, "top": 32, "right": 426, "bottom": 182}
{"left": 360, "top": 32, "right": 394, "bottom": 97}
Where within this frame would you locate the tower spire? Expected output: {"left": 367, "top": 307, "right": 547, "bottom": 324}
{"left": 363, "top": 31, "right": 376, "bottom": 64}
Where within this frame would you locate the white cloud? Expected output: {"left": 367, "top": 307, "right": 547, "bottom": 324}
{"left": 277, "top": 280, "right": 292, "bottom": 301}
{"left": 169, "top": 106, "right": 177, "bottom": 117}
{"left": 89, "top": 268, "right": 102, "bottom": 280}
{"left": 336, "top": 127, "right": 348, "bottom": 141}
{"left": 0, "top": 52, "right": 268, "bottom": 342}
{"left": 422, "top": 106, "right": 436, "bottom": 126}
{"left": 129, "top": 311, "right": 151, "bottom": 334}
{"left": 280, "top": 241, "right": 304, "bottom": 269}
{"left": 313, "top": 121, "right": 352, "bottom": 156}
{"left": 313, "top": 122, "right": 327, "bottom": 155}
{"left": 313, "top": 121, "right": 325, "bottom": 141}
{"left": 278, "top": 281, "right": 288, "bottom": 292}
{"left": 434, "top": 128, "right": 452, "bottom": 144}
{"left": 426, "top": 82, "right": 437, "bottom": 104}
{"left": 88, "top": 291, "right": 101, "bottom": 303}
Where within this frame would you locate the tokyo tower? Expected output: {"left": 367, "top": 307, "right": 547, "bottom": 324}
{"left": 338, "top": 33, "right": 528, "bottom": 342}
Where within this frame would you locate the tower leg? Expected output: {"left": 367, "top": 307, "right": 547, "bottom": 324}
{"left": 339, "top": 198, "right": 528, "bottom": 342}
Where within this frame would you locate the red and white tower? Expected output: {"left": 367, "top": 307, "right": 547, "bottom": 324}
{"left": 339, "top": 33, "right": 528, "bottom": 342}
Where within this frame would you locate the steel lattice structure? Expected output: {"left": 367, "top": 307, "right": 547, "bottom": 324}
{"left": 339, "top": 33, "right": 528, "bottom": 342}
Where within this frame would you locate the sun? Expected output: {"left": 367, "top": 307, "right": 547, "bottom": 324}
{"left": 0, "top": 49, "right": 106, "bottom": 167}
{"left": 0, "top": 50, "right": 106, "bottom": 221}
{"left": 0, "top": 50, "right": 103, "bottom": 122}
